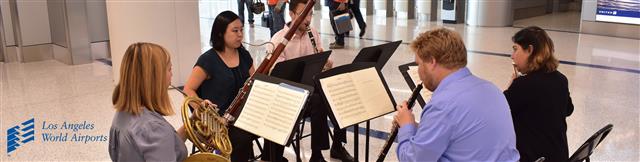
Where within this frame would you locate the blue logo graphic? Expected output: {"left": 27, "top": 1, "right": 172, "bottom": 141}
{"left": 7, "top": 118, "right": 35, "bottom": 154}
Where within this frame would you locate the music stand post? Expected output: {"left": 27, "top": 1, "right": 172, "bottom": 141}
{"left": 350, "top": 41, "right": 402, "bottom": 161}
{"left": 270, "top": 51, "right": 332, "bottom": 162}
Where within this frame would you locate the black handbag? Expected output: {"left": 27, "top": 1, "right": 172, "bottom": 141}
{"left": 251, "top": 0, "right": 265, "bottom": 14}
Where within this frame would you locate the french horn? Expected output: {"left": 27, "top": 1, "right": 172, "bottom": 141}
{"left": 171, "top": 85, "right": 232, "bottom": 162}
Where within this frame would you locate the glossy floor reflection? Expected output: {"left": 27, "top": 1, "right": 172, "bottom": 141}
{"left": 514, "top": 11, "right": 582, "bottom": 33}
{"left": 2, "top": 7, "right": 639, "bottom": 162}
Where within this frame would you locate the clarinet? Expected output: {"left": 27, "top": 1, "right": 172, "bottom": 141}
{"left": 307, "top": 27, "right": 319, "bottom": 54}
{"left": 376, "top": 83, "right": 423, "bottom": 162}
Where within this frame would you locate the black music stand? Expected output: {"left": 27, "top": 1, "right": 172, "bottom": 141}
{"left": 315, "top": 62, "right": 397, "bottom": 162}
{"left": 352, "top": 40, "right": 402, "bottom": 70}
{"left": 351, "top": 40, "right": 401, "bottom": 161}
{"left": 267, "top": 51, "right": 332, "bottom": 162}
{"left": 271, "top": 51, "right": 332, "bottom": 85}
{"left": 398, "top": 62, "right": 427, "bottom": 108}
{"left": 236, "top": 73, "right": 314, "bottom": 162}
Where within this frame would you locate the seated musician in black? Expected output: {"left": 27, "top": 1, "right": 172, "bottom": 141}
{"left": 260, "top": 0, "right": 353, "bottom": 161}
{"left": 504, "top": 26, "right": 574, "bottom": 162}
{"left": 182, "top": 11, "right": 257, "bottom": 162}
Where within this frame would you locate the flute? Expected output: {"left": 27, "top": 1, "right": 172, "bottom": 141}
{"left": 376, "top": 83, "right": 423, "bottom": 162}
{"left": 512, "top": 62, "right": 518, "bottom": 76}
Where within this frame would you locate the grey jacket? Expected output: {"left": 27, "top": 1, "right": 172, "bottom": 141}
{"left": 109, "top": 108, "right": 187, "bottom": 162}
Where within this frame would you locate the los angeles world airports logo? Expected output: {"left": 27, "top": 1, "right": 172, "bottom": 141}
{"left": 7, "top": 118, "right": 35, "bottom": 155}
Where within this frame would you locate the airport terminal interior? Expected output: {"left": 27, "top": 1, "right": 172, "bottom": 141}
{"left": 1, "top": 0, "right": 639, "bottom": 161}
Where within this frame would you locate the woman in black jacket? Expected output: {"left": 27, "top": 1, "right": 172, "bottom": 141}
{"left": 504, "top": 26, "right": 574, "bottom": 162}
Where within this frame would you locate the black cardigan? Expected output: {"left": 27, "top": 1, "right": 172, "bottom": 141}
{"left": 504, "top": 70, "right": 574, "bottom": 162}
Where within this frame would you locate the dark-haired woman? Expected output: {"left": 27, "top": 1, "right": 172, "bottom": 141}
{"left": 183, "top": 11, "right": 257, "bottom": 162}
{"left": 504, "top": 26, "right": 574, "bottom": 162}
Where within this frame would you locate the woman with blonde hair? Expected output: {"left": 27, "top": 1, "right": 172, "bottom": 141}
{"left": 505, "top": 26, "right": 574, "bottom": 162}
{"left": 109, "top": 42, "right": 188, "bottom": 162}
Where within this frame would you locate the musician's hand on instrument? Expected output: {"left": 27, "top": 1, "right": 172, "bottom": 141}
{"left": 324, "top": 60, "right": 334, "bottom": 70}
{"left": 220, "top": 118, "right": 229, "bottom": 126}
{"left": 394, "top": 101, "right": 416, "bottom": 128}
{"left": 202, "top": 99, "right": 218, "bottom": 110}
{"left": 511, "top": 63, "right": 519, "bottom": 80}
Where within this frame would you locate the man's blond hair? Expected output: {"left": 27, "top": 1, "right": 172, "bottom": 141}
{"left": 410, "top": 28, "right": 467, "bottom": 69}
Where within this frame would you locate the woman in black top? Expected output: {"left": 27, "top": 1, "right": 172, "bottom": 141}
{"left": 183, "top": 11, "right": 256, "bottom": 162}
{"left": 504, "top": 26, "right": 574, "bottom": 162}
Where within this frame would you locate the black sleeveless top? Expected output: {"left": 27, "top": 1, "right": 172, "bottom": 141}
{"left": 195, "top": 47, "right": 253, "bottom": 115}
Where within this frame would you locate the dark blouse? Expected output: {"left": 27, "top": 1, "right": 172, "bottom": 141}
{"left": 504, "top": 70, "right": 574, "bottom": 162}
{"left": 195, "top": 47, "right": 253, "bottom": 115}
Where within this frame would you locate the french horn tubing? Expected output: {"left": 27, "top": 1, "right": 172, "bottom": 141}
{"left": 170, "top": 85, "right": 231, "bottom": 162}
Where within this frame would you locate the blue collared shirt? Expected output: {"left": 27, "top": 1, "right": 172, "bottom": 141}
{"left": 397, "top": 67, "right": 520, "bottom": 162}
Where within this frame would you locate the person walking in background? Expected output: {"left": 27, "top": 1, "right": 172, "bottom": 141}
{"left": 326, "top": 0, "right": 347, "bottom": 49}
{"left": 349, "top": 0, "right": 366, "bottom": 37}
{"left": 268, "top": 0, "right": 287, "bottom": 37}
{"left": 238, "top": 0, "right": 256, "bottom": 27}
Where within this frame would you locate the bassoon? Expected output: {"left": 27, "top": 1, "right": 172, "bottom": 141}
{"left": 222, "top": 0, "right": 316, "bottom": 124}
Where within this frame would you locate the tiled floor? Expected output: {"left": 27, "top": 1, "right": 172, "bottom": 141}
{"left": 1, "top": 5, "right": 639, "bottom": 162}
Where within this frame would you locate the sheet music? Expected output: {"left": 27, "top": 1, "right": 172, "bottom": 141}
{"left": 408, "top": 66, "right": 433, "bottom": 102}
{"left": 320, "top": 67, "right": 394, "bottom": 129}
{"left": 234, "top": 80, "right": 309, "bottom": 145}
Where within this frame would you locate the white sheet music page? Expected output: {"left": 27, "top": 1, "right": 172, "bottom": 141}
{"left": 234, "top": 80, "right": 309, "bottom": 145}
{"left": 320, "top": 67, "right": 394, "bottom": 129}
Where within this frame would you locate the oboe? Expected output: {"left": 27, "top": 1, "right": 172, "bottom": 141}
{"left": 376, "top": 83, "right": 423, "bottom": 162}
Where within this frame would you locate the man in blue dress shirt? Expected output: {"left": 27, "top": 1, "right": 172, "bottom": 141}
{"left": 394, "top": 28, "right": 520, "bottom": 162}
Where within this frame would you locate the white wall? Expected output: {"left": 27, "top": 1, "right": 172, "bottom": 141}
{"left": 416, "top": 0, "right": 432, "bottom": 14}
{"left": 1, "top": 0, "right": 15, "bottom": 46}
{"left": 375, "top": 0, "right": 386, "bottom": 10}
{"left": 86, "top": 0, "right": 109, "bottom": 42}
{"left": 107, "top": 0, "right": 201, "bottom": 86}
{"left": 578, "top": 0, "right": 639, "bottom": 39}
{"left": 580, "top": 0, "right": 596, "bottom": 21}
{"left": 48, "top": 0, "right": 68, "bottom": 47}
{"left": 395, "top": 0, "right": 407, "bottom": 12}
{"left": 17, "top": 0, "right": 51, "bottom": 46}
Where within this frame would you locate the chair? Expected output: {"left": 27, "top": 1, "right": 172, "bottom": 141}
{"left": 568, "top": 124, "right": 613, "bottom": 162}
